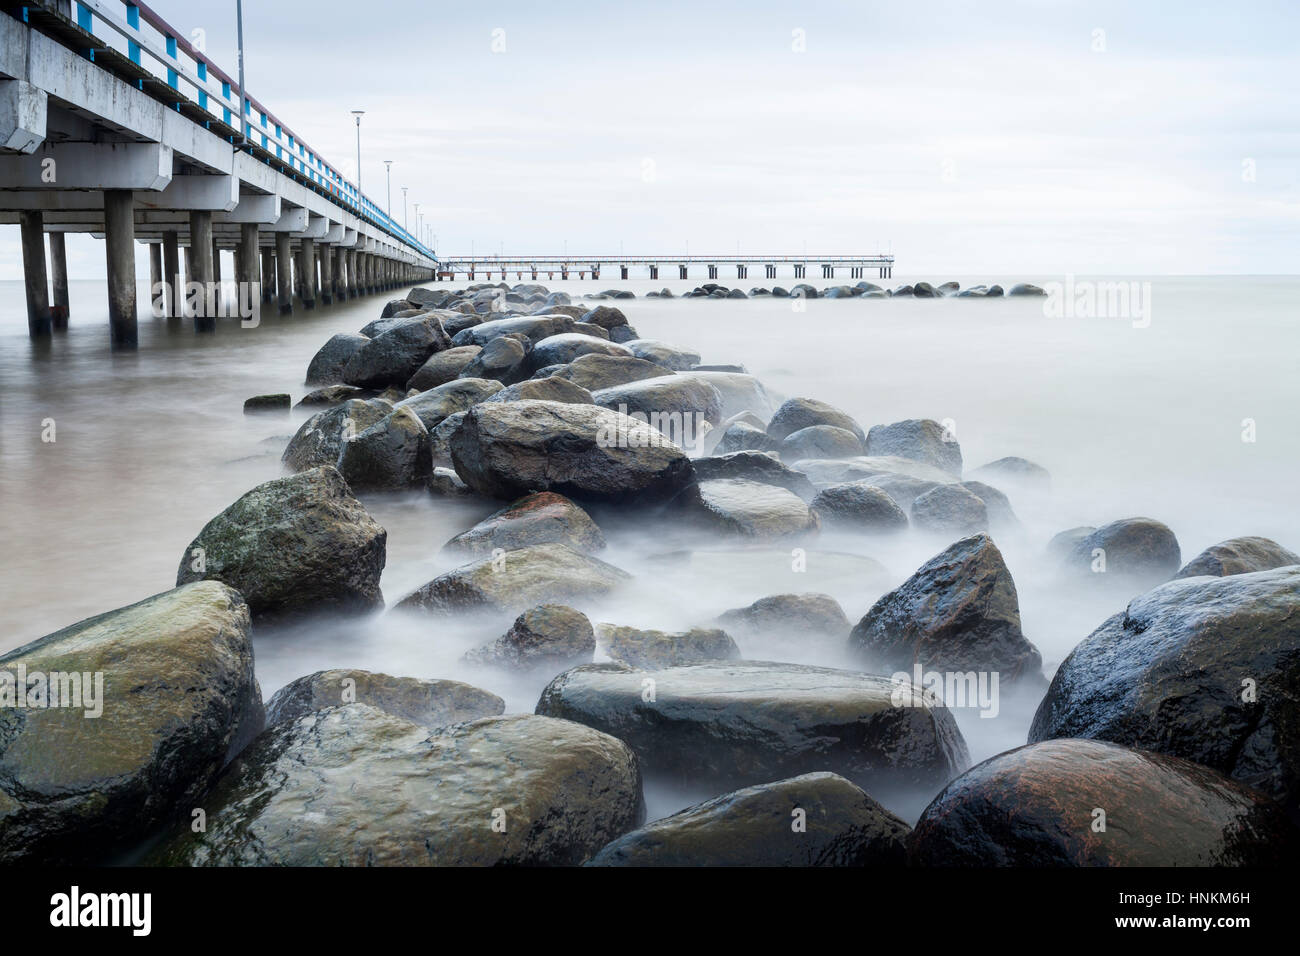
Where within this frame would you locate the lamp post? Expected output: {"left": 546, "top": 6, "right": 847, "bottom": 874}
{"left": 236, "top": 0, "right": 248, "bottom": 145}
{"left": 384, "top": 160, "right": 393, "bottom": 220}
{"left": 401, "top": 186, "right": 408, "bottom": 231}
{"left": 350, "top": 110, "right": 364, "bottom": 211}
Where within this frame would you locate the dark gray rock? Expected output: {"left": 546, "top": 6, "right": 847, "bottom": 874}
{"left": 281, "top": 399, "right": 390, "bottom": 472}
{"left": 590, "top": 376, "right": 725, "bottom": 441}
{"left": 482, "top": 376, "right": 594, "bottom": 406}
{"left": 459, "top": 334, "right": 529, "bottom": 384}
{"left": 1007, "top": 283, "right": 1047, "bottom": 296}
{"left": 1061, "top": 517, "right": 1181, "bottom": 587}
{"left": 265, "top": 670, "right": 503, "bottom": 728}
{"left": 336, "top": 406, "right": 432, "bottom": 491}
{"left": 444, "top": 491, "right": 605, "bottom": 555}
{"left": 551, "top": 353, "right": 675, "bottom": 392}
{"left": 342, "top": 316, "right": 452, "bottom": 389}
{"left": 961, "top": 480, "right": 1019, "bottom": 528}
{"left": 451, "top": 315, "right": 574, "bottom": 348}
{"left": 767, "top": 397, "right": 866, "bottom": 443}
{"left": 528, "top": 333, "right": 631, "bottom": 371}
{"left": 464, "top": 605, "right": 596, "bottom": 672}
{"left": 295, "top": 384, "right": 366, "bottom": 409}
{"left": 1175, "top": 536, "right": 1299, "bottom": 579}
{"left": 624, "top": 339, "right": 702, "bottom": 371}
{"left": 407, "top": 345, "right": 483, "bottom": 392}
{"left": 811, "top": 481, "right": 909, "bottom": 533}
{"left": 244, "top": 393, "right": 290, "bottom": 413}
{"left": 394, "top": 378, "right": 503, "bottom": 430}
{"left": 864, "top": 419, "right": 961, "bottom": 477}
{"left": 305, "top": 332, "right": 369, "bottom": 386}
{"left": 691, "top": 451, "right": 817, "bottom": 501}
{"left": 715, "top": 421, "right": 772, "bottom": 455}
{"left": 910, "top": 484, "right": 989, "bottom": 535}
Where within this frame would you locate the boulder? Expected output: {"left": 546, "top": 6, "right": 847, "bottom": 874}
{"left": 673, "top": 478, "right": 819, "bottom": 541}
{"left": 464, "top": 605, "right": 596, "bottom": 672}
{"left": 305, "top": 332, "right": 370, "bottom": 386}
{"left": 1061, "top": 517, "right": 1181, "bottom": 587}
{"left": 406, "top": 287, "right": 456, "bottom": 310}
{"left": 244, "top": 393, "right": 290, "bottom": 413}
{"left": 336, "top": 406, "right": 432, "bottom": 491}
{"left": 587, "top": 772, "right": 909, "bottom": 866}
{"left": 580, "top": 305, "right": 629, "bottom": 330}
{"left": 961, "top": 480, "right": 1019, "bottom": 528}
{"left": 780, "top": 425, "right": 865, "bottom": 462}
{"left": 0, "top": 582, "right": 263, "bottom": 864}
{"left": 967, "top": 455, "right": 1051, "bottom": 491}
{"left": 590, "top": 377, "right": 725, "bottom": 443}
{"left": 908, "top": 739, "right": 1294, "bottom": 866}
{"left": 624, "top": 339, "right": 701, "bottom": 371}
{"left": 451, "top": 315, "right": 573, "bottom": 348}
{"left": 551, "top": 353, "right": 675, "bottom": 391}
{"left": 396, "top": 542, "right": 630, "bottom": 616}
{"left": 429, "top": 410, "right": 468, "bottom": 466}
{"left": 1007, "top": 283, "right": 1047, "bottom": 296}
{"left": 537, "top": 661, "right": 969, "bottom": 796}
{"left": 1047, "top": 525, "right": 1094, "bottom": 561}
{"left": 767, "top": 397, "right": 866, "bottom": 443}
{"left": 810, "top": 481, "right": 909, "bottom": 533}
{"left": 281, "top": 399, "right": 388, "bottom": 472}
{"left": 691, "top": 451, "right": 817, "bottom": 501}
{"left": 715, "top": 421, "right": 772, "bottom": 455}
{"left": 342, "top": 316, "right": 452, "bottom": 389}
{"left": 716, "top": 592, "right": 850, "bottom": 638}
{"left": 1029, "top": 567, "right": 1300, "bottom": 815}
{"left": 393, "top": 378, "right": 503, "bottom": 430}
{"left": 864, "top": 419, "right": 961, "bottom": 477}
{"left": 910, "top": 484, "right": 989, "bottom": 535}
{"left": 528, "top": 333, "right": 631, "bottom": 371}
{"left": 176, "top": 466, "right": 386, "bottom": 620}
{"left": 849, "top": 534, "right": 1043, "bottom": 686}
{"left": 794, "top": 455, "right": 957, "bottom": 489}
{"left": 265, "top": 670, "right": 503, "bottom": 728}
{"left": 459, "top": 334, "right": 529, "bottom": 384}
{"left": 407, "top": 345, "right": 483, "bottom": 391}
{"left": 443, "top": 491, "right": 605, "bottom": 555}
{"left": 151, "top": 709, "right": 643, "bottom": 866}
{"left": 449, "top": 400, "right": 696, "bottom": 505}
{"left": 855, "top": 474, "right": 943, "bottom": 510}
{"left": 1175, "top": 536, "right": 1299, "bottom": 579}
{"left": 379, "top": 297, "right": 413, "bottom": 318}
{"left": 678, "top": 371, "right": 778, "bottom": 420}
{"left": 295, "top": 384, "right": 365, "bottom": 409}
{"left": 608, "top": 324, "right": 639, "bottom": 344}
{"left": 596, "top": 624, "right": 740, "bottom": 668}
{"left": 482, "top": 376, "right": 594, "bottom": 406}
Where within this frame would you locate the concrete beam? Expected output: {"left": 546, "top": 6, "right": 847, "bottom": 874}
{"left": 137, "top": 174, "right": 240, "bottom": 212}
{"left": 268, "top": 206, "right": 309, "bottom": 233}
{"left": 0, "top": 142, "right": 172, "bottom": 190}
{"left": 218, "top": 194, "right": 281, "bottom": 224}
{"left": 294, "top": 214, "right": 328, "bottom": 240}
{"left": 0, "top": 79, "right": 46, "bottom": 153}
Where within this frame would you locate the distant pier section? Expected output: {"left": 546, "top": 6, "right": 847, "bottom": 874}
{"left": 439, "top": 254, "right": 895, "bottom": 282}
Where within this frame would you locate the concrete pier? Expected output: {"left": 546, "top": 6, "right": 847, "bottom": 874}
{"left": 103, "top": 190, "right": 137, "bottom": 348}
{"left": 237, "top": 223, "right": 260, "bottom": 314}
{"left": 298, "top": 238, "right": 316, "bottom": 309}
{"left": 163, "top": 231, "right": 181, "bottom": 319}
{"left": 19, "top": 210, "right": 51, "bottom": 338}
{"left": 48, "top": 231, "right": 69, "bottom": 329}
{"left": 260, "top": 249, "right": 275, "bottom": 303}
{"left": 148, "top": 242, "right": 163, "bottom": 315}
{"left": 189, "top": 210, "right": 214, "bottom": 331}
{"left": 275, "top": 232, "right": 293, "bottom": 315}
{"left": 319, "top": 243, "right": 334, "bottom": 305}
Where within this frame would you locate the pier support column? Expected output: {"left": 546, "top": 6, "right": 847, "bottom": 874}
{"left": 19, "top": 210, "right": 52, "bottom": 338}
{"left": 163, "top": 231, "right": 181, "bottom": 318}
{"left": 275, "top": 232, "right": 293, "bottom": 315}
{"left": 48, "top": 232, "right": 70, "bottom": 329}
{"left": 211, "top": 239, "right": 223, "bottom": 316}
{"left": 104, "top": 189, "right": 138, "bottom": 349}
{"left": 334, "top": 247, "right": 348, "bottom": 302}
{"left": 189, "top": 210, "right": 215, "bottom": 331}
{"left": 319, "top": 244, "right": 334, "bottom": 305}
{"left": 298, "top": 238, "right": 316, "bottom": 309}
{"left": 237, "top": 223, "right": 261, "bottom": 319}
{"left": 148, "top": 242, "right": 162, "bottom": 315}
{"left": 260, "top": 249, "right": 275, "bottom": 302}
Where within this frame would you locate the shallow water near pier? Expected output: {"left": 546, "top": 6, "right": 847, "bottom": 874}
{"left": 3, "top": 274, "right": 1297, "bottom": 824}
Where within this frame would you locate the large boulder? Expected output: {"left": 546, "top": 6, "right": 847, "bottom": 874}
{"left": 443, "top": 491, "right": 605, "bottom": 555}
{"left": 407, "top": 345, "right": 483, "bottom": 391}
{"left": 967, "top": 456, "right": 1051, "bottom": 491}
{"left": 450, "top": 315, "right": 574, "bottom": 348}
{"left": 528, "top": 333, "right": 631, "bottom": 371}
{"left": 537, "top": 660, "right": 969, "bottom": 796}
{"left": 691, "top": 451, "right": 817, "bottom": 501}
{"left": 780, "top": 425, "right": 865, "bottom": 462}
{"left": 673, "top": 478, "right": 819, "bottom": 541}
{"left": 587, "top": 772, "right": 909, "bottom": 867}
{"left": 864, "top": 419, "right": 961, "bottom": 477}
{"left": 595, "top": 624, "right": 740, "bottom": 668}
{"left": 394, "top": 378, "right": 503, "bottom": 431}
{"left": 0, "top": 583, "right": 263, "bottom": 864}
{"left": 458, "top": 334, "right": 529, "bottom": 384}
{"left": 281, "top": 399, "right": 388, "bottom": 472}
{"left": 678, "top": 371, "right": 778, "bottom": 420}
{"left": 552, "top": 353, "right": 675, "bottom": 391}
{"left": 150, "top": 709, "right": 643, "bottom": 866}
{"left": 623, "top": 339, "right": 701, "bottom": 370}
{"left": 811, "top": 481, "right": 909, "bottom": 533}
{"left": 305, "top": 332, "right": 369, "bottom": 385}
{"left": 767, "top": 398, "right": 866, "bottom": 443}
{"left": 342, "top": 316, "right": 452, "bottom": 388}
{"left": 908, "top": 739, "right": 1295, "bottom": 866}
{"left": 396, "top": 542, "right": 630, "bottom": 616}
{"left": 715, "top": 421, "right": 772, "bottom": 456}
{"left": 176, "top": 466, "right": 386, "bottom": 621}
{"left": 1029, "top": 567, "right": 1300, "bottom": 816}
{"left": 336, "top": 406, "right": 432, "bottom": 491}
{"left": 1175, "top": 536, "right": 1299, "bottom": 579}
{"left": 849, "top": 534, "right": 1043, "bottom": 687}
{"left": 265, "top": 670, "right": 503, "bottom": 729}
{"left": 717, "top": 593, "right": 850, "bottom": 638}
{"left": 910, "top": 484, "right": 989, "bottom": 535}
{"left": 794, "top": 455, "right": 957, "bottom": 489}
{"left": 450, "top": 400, "right": 696, "bottom": 505}
{"left": 1060, "top": 517, "right": 1181, "bottom": 587}
{"left": 464, "top": 605, "right": 596, "bottom": 672}
{"left": 590, "top": 377, "right": 725, "bottom": 444}
{"left": 580, "top": 305, "right": 629, "bottom": 330}
{"left": 481, "top": 376, "right": 594, "bottom": 406}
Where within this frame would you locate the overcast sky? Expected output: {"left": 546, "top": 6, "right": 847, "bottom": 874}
{"left": 3, "top": 0, "right": 1297, "bottom": 278}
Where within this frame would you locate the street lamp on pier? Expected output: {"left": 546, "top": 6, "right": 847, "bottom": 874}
{"left": 350, "top": 110, "right": 365, "bottom": 210}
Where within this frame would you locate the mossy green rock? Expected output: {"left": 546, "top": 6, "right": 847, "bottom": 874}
{"left": 0, "top": 582, "right": 263, "bottom": 864}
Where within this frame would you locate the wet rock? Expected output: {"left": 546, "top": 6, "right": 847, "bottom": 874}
{"left": 767, "top": 397, "right": 866, "bottom": 444}
{"left": 336, "top": 406, "right": 432, "bottom": 491}
{"left": 244, "top": 393, "right": 290, "bottom": 413}
{"left": 967, "top": 455, "right": 1051, "bottom": 491}
{"left": 342, "top": 316, "right": 452, "bottom": 389}
{"left": 588, "top": 772, "right": 909, "bottom": 866}
{"left": 295, "top": 384, "right": 365, "bottom": 409}
{"left": 910, "top": 484, "right": 988, "bottom": 535}
{"left": 691, "top": 451, "right": 817, "bottom": 501}
{"left": 961, "top": 480, "right": 1019, "bottom": 528}
{"left": 528, "top": 333, "right": 631, "bottom": 371}
{"left": 1047, "top": 525, "right": 1094, "bottom": 560}
{"left": 444, "top": 491, "right": 605, "bottom": 555}
{"left": 281, "top": 399, "right": 390, "bottom": 472}
{"left": 794, "top": 455, "right": 957, "bottom": 489}
{"left": 305, "top": 332, "right": 369, "bottom": 386}
{"left": 464, "top": 605, "right": 596, "bottom": 671}
{"left": 811, "top": 481, "right": 909, "bottom": 533}
{"left": 849, "top": 534, "right": 1043, "bottom": 686}
{"left": 590, "top": 377, "right": 724, "bottom": 439}
{"left": 1007, "top": 283, "right": 1047, "bottom": 296}
{"left": 674, "top": 478, "right": 819, "bottom": 540}
{"left": 864, "top": 419, "right": 961, "bottom": 477}
{"left": 913, "top": 281, "right": 938, "bottom": 298}
{"left": 429, "top": 410, "right": 467, "bottom": 466}
{"left": 986, "top": 284, "right": 1004, "bottom": 297}
{"left": 1175, "top": 536, "right": 1299, "bottom": 579}
{"left": 449, "top": 400, "right": 696, "bottom": 505}
{"left": 380, "top": 297, "right": 413, "bottom": 318}
{"left": 572, "top": 322, "right": 610, "bottom": 340}
{"left": 451, "top": 315, "right": 574, "bottom": 348}
{"left": 596, "top": 624, "right": 740, "bottom": 668}
{"left": 396, "top": 543, "right": 630, "bottom": 616}
{"left": 406, "top": 287, "right": 457, "bottom": 310}
{"left": 537, "top": 660, "right": 969, "bottom": 796}
{"left": 716, "top": 592, "right": 850, "bottom": 637}
{"left": 1061, "top": 517, "right": 1181, "bottom": 587}
{"left": 151, "top": 709, "right": 643, "bottom": 866}
{"left": 908, "top": 739, "right": 1295, "bottom": 866}
{"left": 936, "top": 281, "right": 960, "bottom": 295}
{"left": 176, "top": 466, "right": 386, "bottom": 620}
{"left": 0, "top": 582, "right": 263, "bottom": 865}
{"left": 608, "top": 324, "right": 639, "bottom": 344}
{"left": 679, "top": 371, "right": 778, "bottom": 420}
{"left": 780, "top": 425, "right": 865, "bottom": 462}
{"left": 482, "top": 376, "right": 594, "bottom": 406}
{"left": 454, "top": 335, "right": 527, "bottom": 384}
{"left": 394, "top": 378, "right": 503, "bottom": 430}
{"left": 426, "top": 466, "right": 475, "bottom": 497}
{"left": 624, "top": 339, "right": 702, "bottom": 371}
{"left": 715, "top": 421, "right": 773, "bottom": 455}
{"left": 407, "top": 345, "right": 483, "bottom": 392}
{"left": 551, "top": 353, "right": 675, "bottom": 391}
{"left": 1029, "top": 567, "right": 1300, "bottom": 815}
{"left": 580, "top": 305, "right": 629, "bottom": 330}
{"left": 266, "top": 670, "right": 502, "bottom": 729}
